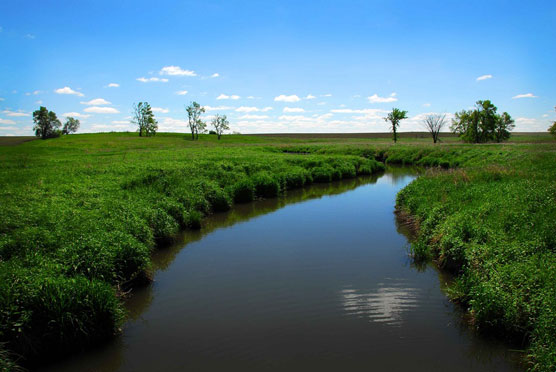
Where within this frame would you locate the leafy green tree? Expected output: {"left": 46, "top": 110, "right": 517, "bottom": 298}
{"left": 211, "top": 114, "right": 230, "bottom": 140}
{"left": 549, "top": 107, "right": 556, "bottom": 138}
{"left": 132, "top": 102, "right": 158, "bottom": 137}
{"left": 62, "top": 117, "right": 80, "bottom": 135}
{"left": 186, "top": 101, "right": 205, "bottom": 140}
{"left": 384, "top": 108, "right": 408, "bottom": 143}
{"left": 451, "top": 100, "right": 514, "bottom": 143}
{"left": 33, "top": 106, "right": 61, "bottom": 139}
{"left": 494, "top": 112, "right": 515, "bottom": 142}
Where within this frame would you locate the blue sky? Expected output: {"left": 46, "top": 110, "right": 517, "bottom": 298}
{"left": 1, "top": 0, "right": 555, "bottom": 134}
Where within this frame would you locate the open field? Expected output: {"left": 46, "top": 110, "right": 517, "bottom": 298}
{"left": 0, "top": 132, "right": 555, "bottom": 371}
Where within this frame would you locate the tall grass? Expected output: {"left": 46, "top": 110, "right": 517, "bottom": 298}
{"left": 0, "top": 133, "right": 384, "bottom": 367}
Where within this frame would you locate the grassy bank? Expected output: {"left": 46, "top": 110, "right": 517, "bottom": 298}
{"left": 0, "top": 132, "right": 383, "bottom": 367}
{"left": 394, "top": 147, "right": 556, "bottom": 371}
{"left": 0, "top": 132, "right": 554, "bottom": 370}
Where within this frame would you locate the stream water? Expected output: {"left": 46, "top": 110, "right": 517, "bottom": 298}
{"left": 41, "top": 169, "right": 522, "bottom": 372}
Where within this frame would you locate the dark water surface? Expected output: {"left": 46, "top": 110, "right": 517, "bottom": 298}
{"left": 42, "top": 170, "right": 522, "bottom": 372}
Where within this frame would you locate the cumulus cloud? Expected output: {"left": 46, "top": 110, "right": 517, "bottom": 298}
{"left": 274, "top": 94, "right": 301, "bottom": 103}
{"left": 239, "top": 114, "right": 269, "bottom": 120}
{"left": 217, "top": 94, "right": 240, "bottom": 100}
{"left": 136, "top": 77, "right": 168, "bottom": 83}
{"left": 2, "top": 110, "right": 30, "bottom": 117}
{"left": 476, "top": 74, "right": 493, "bottom": 81}
{"left": 236, "top": 106, "right": 273, "bottom": 112}
{"left": 283, "top": 107, "right": 305, "bottom": 113}
{"left": 211, "top": 73, "right": 220, "bottom": 78}
{"left": 83, "top": 107, "right": 120, "bottom": 114}
{"left": 204, "top": 105, "right": 234, "bottom": 112}
{"left": 512, "top": 93, "right": 537, "bottom": 99}
{"left": 367, "top": 93, "right": 397, "bottom": 103}
{"left": 152, "top": 107, "right": 169, "bottom": 113}
{"left": 321, "top": 94, "right": 332, "bottom": 97}
{"left": 55, "top": 86, "right": 84, "bottom": 96}
{"left": 305, "top": 94, "right": 316, "bottom": 99}
{"left": 176, "top": 90, "right": 188, "bottom": 95}
{"left": 62, "top": 112, "right": 91, "bottom": 118}
{"left": 159, "top": 66, "right": 197, "bottom": 76}
{"left": 107, "top": 83, "right": 119, "bottom": 88}
{"left": 80, "top": 98, "right": 111, "bottom": 105}
{"left": 0, "top": 118, "right": 16, "bottom": 125}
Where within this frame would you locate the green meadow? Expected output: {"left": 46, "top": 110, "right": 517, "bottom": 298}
{"left": 1, "top": 132, "right": 555, "bottom": 371}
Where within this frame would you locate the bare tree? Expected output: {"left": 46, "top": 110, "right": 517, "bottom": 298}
{"left": 422, "top": 114, "right": 447, "bottom": 143}
{"left": 211, "top": 114, "right": 230, "bottom": 140}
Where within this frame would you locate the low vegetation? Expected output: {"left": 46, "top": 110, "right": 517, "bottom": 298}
{"left": 0, "top": 131, "right": 554, "bottom": 370}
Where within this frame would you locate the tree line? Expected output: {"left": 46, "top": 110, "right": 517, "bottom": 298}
{"left": 30, "top": 100, "right": 556, "bottom": 141}
{"left": 383, "top": 99, "right": 518, "bottom": 143}
{"left": 32, "top": 106, "right": 80, "bottom": 139}
{"left": 131, "top": 101, "right": 229, "bottom": 140}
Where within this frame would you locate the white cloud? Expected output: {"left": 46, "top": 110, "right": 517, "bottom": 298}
{"left": 321, "top": 94, "right": 332, "bottom": 97}
{"left": 204, "top": 105, "right": 234, "bottom": 112}
{"left": 423, "top": 103, "right": 431, "bottom": 107}
{"left": 317, "top": 102, "right": 326, "bottom": 106}
{"left": 283, "top": 107, "right": 305, "bottom": 113}
{"left": 0, "top": 118, "right": 16, "bottom": 125}
{"left": 476, "top": 74, "right": 493, "bottom": 81}
{"left": 512, "top": 93, "right": 537, "bottom": 99}
{"left": 159, "top": 66, "right": 196, "bottom": 76}
{"left": 274, "top": 94, "right": 301, "bottom": 103}
{"left": 83, "top": 106, "right": 120, "bottom": 114}
{"left": 55, "top": 86, "right": 84, "bottom": 96}
{"left": 136, "top": 77, "right": 168, "bottom": 83}
{"left": 112, "top": 120, "right": 129, "bottom": 124}
{"left": 24, "top": 90, "right": 41, "bottom": 96}
{"left": 2, "top": 110, "right": 30, "bottom": 117}
{"left": 331, "top": 108, "right": 387, "bottom": 115}
{"left": 211, "top": 73, "right": 220, "bottom": 78}
{"left": 80, "top": 98, "right": 111, "bottom": 105}
{"left": 239, "top": 114, "right": 269, "bottom": 119}
{"left": 62, "top": 112, "right": 91, "bottom": 118}
{"left": 107, "top": 83, "right": 119, "bottom": 88}
{"left": 0, "top": 98, "right": 4, "bottom": 101}
{"left": 152, "top": 107, "right": 169, "bottom": 113}
{"left": 236, "top": 106, "right": 273, "bottom": 112}
{"left": 542, "top": 114, "right": 549, "bottom": 118}
{"left": 176, "top": 90, "right": 188, "bottom": 95}
{"left": 368, "top": 93, "right": 397, "bottom": 103}
{"left": 25, "top": 34, "right": 35, "bottom": 39}
{"left": 305, "top": 94, "right": 316, "bottom": 100}
{"left": 217, "top": 94, "right": 240, "bottom": 100}
{"left": 247, "top": 96, "right": 261, "bottom": 99}
{"left": 35, "top": 100, "right": 43, "bottom": 105}
{"left": 514, "top": 117, "right": 548, "bottom": 131}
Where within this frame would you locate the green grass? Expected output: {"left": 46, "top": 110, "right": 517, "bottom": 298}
{"left": 0, "top": 131, "right": 555, "bottom": 370}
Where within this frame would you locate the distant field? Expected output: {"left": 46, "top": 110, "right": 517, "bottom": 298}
{"left": 0, "top": 136, "right": 36, "bottom": 146}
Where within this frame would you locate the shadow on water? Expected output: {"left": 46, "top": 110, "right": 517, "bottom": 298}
{"left": 39, "top": 167, "right": 524, "bottom": 372}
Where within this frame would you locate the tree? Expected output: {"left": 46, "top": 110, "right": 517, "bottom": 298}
{"left": 132, "top": 102, "right": 158, "bottom": 137}
{"left": 62, "top": 117, "right": 80, "bottom": 135}
{"left": 186, "top": 102, "right": 205, "bottom": 140}
{"left": 549, "top": 107, "right": 556, "bottom": 138}
{"left": 384, "top": 108, "right": 408, "bottom": 143}
{"left": 33, "top": 106, "right": 61, "bottom": 139}
{"left": 451, "top": 100, "right": 514, "bottom": 143}
{"left": 211, "top": 114, "right": 230, "bottom": 140}
{"left": 494, "top": 112, "right": 515, "bottom": 142}
{"left": 422, "top": 114, "right": 446, "bottom": 143}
